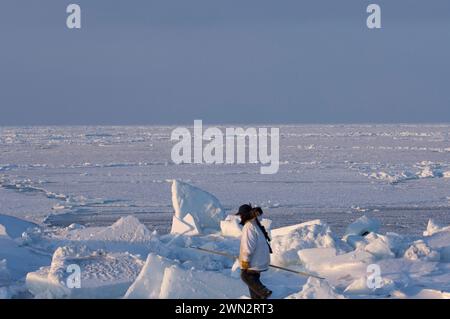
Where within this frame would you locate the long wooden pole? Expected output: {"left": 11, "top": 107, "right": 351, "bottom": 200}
{"left": 189, "top": 246, "right": 325, "bottom": 280}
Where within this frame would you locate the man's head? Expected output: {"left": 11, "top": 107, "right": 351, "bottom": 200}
{"left": 236, "top": 204, "right": 263, "bottom": 225}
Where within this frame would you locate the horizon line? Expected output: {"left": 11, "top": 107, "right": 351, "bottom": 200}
{"left": 1, "top": 122, "right": 450, "bottom": 128}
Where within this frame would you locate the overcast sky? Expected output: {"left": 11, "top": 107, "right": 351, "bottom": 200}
{"left": 0, "top": 0, "right": 449, "bottom": 125}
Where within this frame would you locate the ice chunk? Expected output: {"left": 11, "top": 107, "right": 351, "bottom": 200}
{"left": 344, "top": 215, "right": 380, "bottom": 237}
{"left": 124, "top": 253, "right": 175, "bottom": 299}
{"left": 26, "top": 245, "right": 144, "bottom": 299}
{"left": 170, "top": 213, "right": 200, "bottom": 236}
{"left": 126, "top": 251, "right": 247, "bottom": 299}
{"left": 382, "top": 232, "right": 407, "bottom": 256}
{"left": 345, "top": 232, "right": 405, "bottom": 258}
{"left": 416, "top": 162, "right": 443, "bottom": 179}
{"left": 423, "top": 219, "right": 450, "bottom": 236}
{"left": 171, "top": 180, "right": 225, "bottom": 231}
{"left": 64, "top": 215, "right": 153, "bottom": 243}
{"left": 298, "top": 248, "right": 374, "bottom": 274}
{"left": 344, "top": 235, "right": 367, "bottom": 249}
{"left": 422, "top": 224, "right": 450, "bottom": 261}
{"left": 93, "top": 215, "right": 153, "bottom": 243}
{"left": 344, "top": 277, "right": 395, "bottom": 296}
{"left": 271, "top": 221, "right": 316, "bottom": 238}
{"left": 166, "top": 240, "right": 237, "bottom": 272}
{"left": 159, "top": 265, "right": 247, "bottom": 299}
{"left": 271, "top": 220, "right": 347, "bottom": 266}
{"left": 404, "top": 240, "right": 440, "bottom": 262}
{"left": 410, "top": 289, "right": 450, "bottom": 299}
{"left": 61, "top": 215, "right": 163, "bottom": 256}
{"left": 363, "top": 233, "right": 395, "bottom": 259}
{"left": 297, "top": 248, "right": 338, "bottom": 266}
{"left": 367, "top": 171, "right": 417, "bottom": 184}
{"left": 66, "top": 223, "right": 85, "bottom": 231}
{"left": 0, "top": 224, "right": 8, "bottom": 238}
{"left": 286, "top": 277, "right": 344, "bottom": 299}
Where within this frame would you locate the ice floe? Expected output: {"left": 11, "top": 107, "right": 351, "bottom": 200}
{"left": 363, "top": 161, "right": 450, "bottom": 184}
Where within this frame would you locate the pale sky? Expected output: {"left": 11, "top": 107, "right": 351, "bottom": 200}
{"left": 0, "top": 0, "right": 449, "bottom": 125}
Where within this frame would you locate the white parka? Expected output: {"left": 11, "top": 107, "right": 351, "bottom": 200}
{"left": 239, "top": 218, "right": 271, "bottom": 271}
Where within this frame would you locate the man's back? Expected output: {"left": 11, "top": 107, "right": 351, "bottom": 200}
{"left": 240, "top": 219, "right": 270, "bottom": 272}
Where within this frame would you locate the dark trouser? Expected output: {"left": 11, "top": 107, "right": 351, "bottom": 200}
{"left": 240, "top": 270, "right": 271, "bottom": 299}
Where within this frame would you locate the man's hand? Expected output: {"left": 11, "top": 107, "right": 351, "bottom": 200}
{"left": 240, "top": 260, "right": 250, "bottom": 270}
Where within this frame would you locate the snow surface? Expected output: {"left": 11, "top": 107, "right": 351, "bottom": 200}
{"left": 1, "top": 125, "right": 449, "bottom": 235}
{"left": 2, "top": 182, "right": 450, "bottom": 299}
{"left": 0, "top": 182, "right": 450, "bottom": 299}
{"left": 26, "top": 245, "right": 144, "bottom": 298}
{"left": 286, "top": 277, "right": 344, "bottom": 299}
{"left": 2, "top": 179, "right": 450, "bottom": 298}
{"left": 1, "top": 125, "right": 450, "bottom": 299}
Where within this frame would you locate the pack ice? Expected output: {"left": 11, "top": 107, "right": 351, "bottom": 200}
{"left": 170, "top": 180, "right": 225, "bottom": 235}
{"left": 1, "top": 180, "right": 450, "bottom": 299}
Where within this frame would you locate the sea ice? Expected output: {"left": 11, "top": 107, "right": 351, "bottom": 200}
{"left": 404, "top": 240, "right": 440, "bottom": 262}
{"left": 270, "top": 220, "right": 348, "bottom": 266}
{"left": 423, "top": 219, "right": 450, "bottom": 236}
{"left": 26, "top": 245, "right": 144, "bottom": 299}
{"left": 170, "top": 213, "right": 201, "bottom": 236}
{"left": 344, "top": 215, "right": 380, "bottom": 237}
{"left": 171, "top": 180, "right": 225, "bottom": 233}
{"left": 344, "top": 277, "right": 395, "bottom": 296}
{"left": 124, "top": 253, "right": 174, "bottom": 299}
{"left": 1, "top": 174, "right": 450, "bottom": 299}
{"left": 286, "top": 277, "right": 344, "bottom": 299}
{"left": 51, "top": 215, "right": 165, "bottom": 256}
{"left": 125, "top": 252, "right": 247, "bottom": 299}
{"left": 362, "top": 233, "right": 395, "bottom": 259}
{"left": 158, "top": 265, "right": 247, "bottom": 299}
